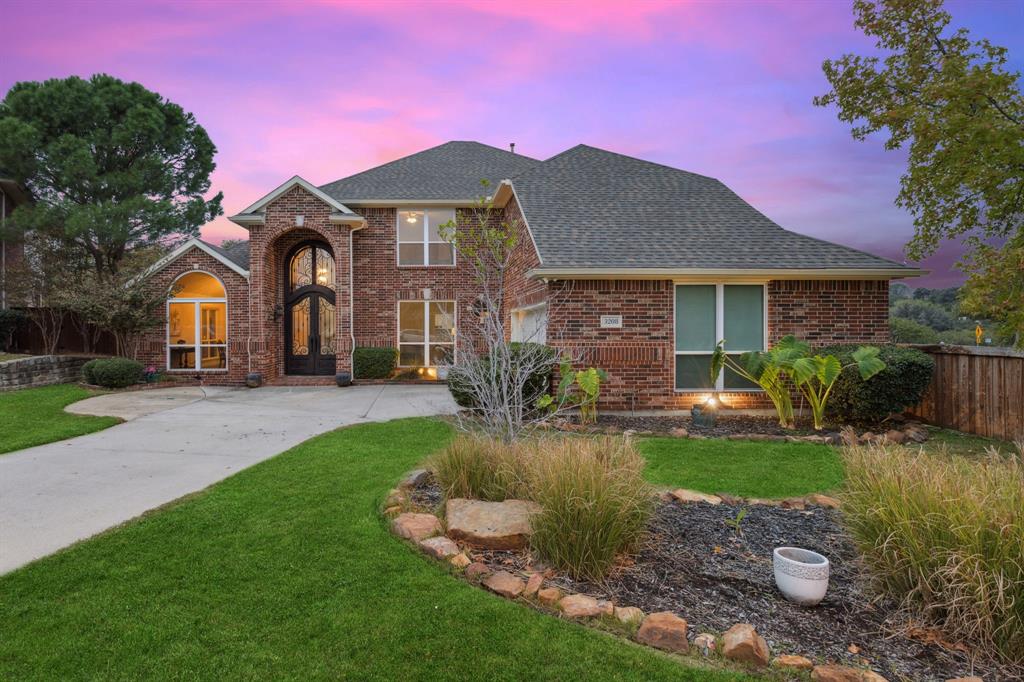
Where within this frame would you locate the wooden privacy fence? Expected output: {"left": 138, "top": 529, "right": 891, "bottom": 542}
{"left": 910, "top": 345, "right": 1024, "bottom": 442}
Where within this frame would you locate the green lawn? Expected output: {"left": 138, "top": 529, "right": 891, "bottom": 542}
{"left": 638, "top": 437, "right": 844, "bottom": 498}
{"left": 0, "top": 419, "right": 748, "bottom": 681}
{"left": 0, "top": 384, "right": 119, "bottom": 454}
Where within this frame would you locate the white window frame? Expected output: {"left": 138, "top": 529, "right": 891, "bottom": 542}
{"left": 673, "top": 282, "right": 767, "bottom": 392}
{"left": 511, "top": 302, "right": 547, "bottom": 344}
{"left": 397, "top": 299, "right": 457, "bottom": 367}
{"left": 396, "top": 209, "right": 457, "bottom": 267}
{"left": 167, "top": 271, "right": 228, "bottom": 372}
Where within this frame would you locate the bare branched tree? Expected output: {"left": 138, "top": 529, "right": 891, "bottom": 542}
{"left": 440, "top": 182, "right": 583, "bottom": 441}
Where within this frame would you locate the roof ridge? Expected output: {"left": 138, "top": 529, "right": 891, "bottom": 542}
{"left": 522, "top": 143, "right": 720, "bottom": 183}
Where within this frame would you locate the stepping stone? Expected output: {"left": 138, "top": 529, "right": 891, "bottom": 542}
{"left": 445, "top": 498, "right": 541, "bottom": 549}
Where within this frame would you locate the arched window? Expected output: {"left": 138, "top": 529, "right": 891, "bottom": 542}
{"left": 289, "top": 245, "right": 335, "bottom": 291}
{"left": 168, "top": 271, "right": 227, "bottom": 370}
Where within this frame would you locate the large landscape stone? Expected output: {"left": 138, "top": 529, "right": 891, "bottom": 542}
{"left": 482, "top": 571, "right": 525, "bottom": 598}
{"left": 445, "top": 498, "right": 541, "bottom": 549}
{"left": 636, "top": 612, "right": 689, "bottom": 653}
{"left": 811, "top": 665, "right": 888, "bottom": 682}
{"left": 613, "top": 606, "right": 645, "bottom": 625}
{"left": 773, "top": 654, "right": 813, "bottom": 671}
{"left": 722, "top": 623, "right": 770, "bottom": 667}
{"left": 418, "top": 536, "right": 459, "bottom": 560}
{"left": 391, "top": 513, "right": 442, "bottom": 541}
{"left": 558, "top": 593, "right": 602, "bottom": 618}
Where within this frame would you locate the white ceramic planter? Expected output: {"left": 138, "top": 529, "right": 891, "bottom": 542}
{"left": 773, "top": 547, "right": 830, "bottom": 606}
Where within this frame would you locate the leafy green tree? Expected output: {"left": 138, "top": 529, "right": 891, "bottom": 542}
{"left": 891, "top": 298, "right": 956, "bottom": 331}
{"left": 959, "top": 238, "right": 1024, "bottom": 347}
{"left": 889, "top": 317, "right": 939, "bottom": 344}
{"left": 0, "top": 74, "right": 222, "bottom": 278}
{"left": 815, "top": 0, "right": 1023, "bottom": 260}
{"left": 889, "top": 282, "right": 912, "bottom": 304}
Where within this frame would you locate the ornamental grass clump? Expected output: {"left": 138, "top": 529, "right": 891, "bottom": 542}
{"left": 430, "top": 433, "right": 527, "bottom": 501}
{"left": 841, "top": 442, "right": 1024, "bottom": 665}
{"left": 525, "top": 436, "right": 653, "bottom": 581}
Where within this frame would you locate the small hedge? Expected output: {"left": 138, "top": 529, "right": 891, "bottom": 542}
{"left": 82, "top": 358, "right": 144, "bottom": 388}
{"left": 353, "top": 347, "right": 397, "bottom": 380}
{"left": 819, "top": 343, "right": 933, "bottom": 425}
{"left": 447, "top": 342, "right": 555, "bottom": 410}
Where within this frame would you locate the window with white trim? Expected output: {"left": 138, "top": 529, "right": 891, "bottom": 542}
{"left": 397, "top": 209, "right": 455, "bottom": 266}
{"left": 398, "top": 300, "right": 455, "bottom": 367}
{"left": 168, "top": 272, "right": 228, "bottom": 370}
{"left": 674, "top": 284, "right": 764, "bottom": 390}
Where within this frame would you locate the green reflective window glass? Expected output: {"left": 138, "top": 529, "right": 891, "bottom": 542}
{"left": 675, "top": 354, "right": 714, "bottom": 390}
{"left": 723, "top": 285, "right": 763, "bottom": 351}
{"left": 723, "top": 355, "right": 761, "bottom": 390}
{"left": 675, "top": 285, "right": 716, "bottom": 351}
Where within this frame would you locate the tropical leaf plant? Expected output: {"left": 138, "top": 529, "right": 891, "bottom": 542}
{"left": 711, "top": 335, "right": 809, "bottom": 429}
{"left": 791, "top": 346, "right": 886, "bottom": 430}
{"left": 537, "top": 356, "right": 609, "bottom": 425}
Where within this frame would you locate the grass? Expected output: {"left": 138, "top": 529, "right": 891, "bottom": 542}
{"left": 0, "top": 384, "right": 119, "bottom": 454}
{"left": 638, "top": 437, "right": 844, "bottom": 498}
{"left": 0, "top": 419, "right": 749, "bottom": 681}
{"left": 842, "top": 442, "right": 1024, "bottom": 665}
{"left": 0, "top": 352, "right": 33, "bottom": 362}
{"left": 910, "top": 426, "right": 1017, "bottom": 458}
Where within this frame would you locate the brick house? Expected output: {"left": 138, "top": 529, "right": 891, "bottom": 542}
{"left": 142, "top": 141, "right": 921, "bottom": 409}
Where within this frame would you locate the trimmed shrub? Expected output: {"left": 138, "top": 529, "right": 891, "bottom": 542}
{"left": 353, "top": 347, "right": 397, "bottom": 380}
{"left": 842, "top": 444, "right": 1024, "bottom": 665}
{"left": 84, "top": 357, "right": 143, "bottom": 388}
{"left": 819, "top": 344, "right": 933, "bottom": 424}
{"left": 889, "top": 317, "right": 939, "bottom": 344}
{"left": 447, "top": 342, "right": 555, "bottom": 410}
{"left": 432, "top": 433, "right": 652, "bottom": 580}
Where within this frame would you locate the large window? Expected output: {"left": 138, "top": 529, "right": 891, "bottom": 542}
{"left": 168, "top": 271, "right": 227, "bottom": 370}
{"left": 397, "top": 209, "right": 455, "bottom": 266}
{"left": 398, "top": 300, "right": 455, "bottom": 367}
{"left": 674, "top": 284, "right": 764, "bottom": 391}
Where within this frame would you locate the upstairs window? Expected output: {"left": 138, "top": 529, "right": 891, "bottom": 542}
{"left": 397, "top": 209, "right": 455, "bottom": 266}
{"left": 674, "top": 284, "right": 764, "bottom": 391}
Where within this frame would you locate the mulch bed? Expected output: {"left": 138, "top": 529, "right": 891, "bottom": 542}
{"left": 596, "top": 413, "right": 826, "bottom": 438}
{"left": 429, "top": 486, "right": 1003, "bottom": 681}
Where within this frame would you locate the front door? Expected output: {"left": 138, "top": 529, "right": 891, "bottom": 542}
{"left": 284, "top": 241, "right": 337, "bottom": 375}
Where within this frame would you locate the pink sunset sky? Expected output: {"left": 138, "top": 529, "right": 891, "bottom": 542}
{"left": 4, "top": 0, "right": 1023, "bottom": 286}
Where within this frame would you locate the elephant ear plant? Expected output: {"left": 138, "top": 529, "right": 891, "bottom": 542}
{"left": 792, "top": 347, "right": 886, "bottom": 430}
{"left": 537, "top": 356, "right": 609, "bottom": 426}
{"left": 710, "top": 336, "right": 809, "bottom": 429}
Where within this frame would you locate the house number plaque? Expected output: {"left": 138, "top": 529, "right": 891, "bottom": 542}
{"left": 600, "top": 315, "right": 623, "bottom": 328}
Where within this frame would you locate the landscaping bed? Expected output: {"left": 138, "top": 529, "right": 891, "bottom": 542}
{"left": 406, "top": 474, "right": 1002, "bottom": 681}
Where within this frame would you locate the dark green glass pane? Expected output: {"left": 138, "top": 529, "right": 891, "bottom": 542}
{"left": 675, "top": 285, "right": 716, "bottom": 351}
{"left": 723, "top": 355, "right": 761, "bottom": 390}
{"left": 675, "top": 354, "right": 714, "bottom": 390}
{"left": 723, "top": 285, "right": 763, "bottom": 351}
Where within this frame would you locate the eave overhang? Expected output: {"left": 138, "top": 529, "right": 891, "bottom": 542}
{"left": 527, "top": 267, "right": 927, "bottom": 281}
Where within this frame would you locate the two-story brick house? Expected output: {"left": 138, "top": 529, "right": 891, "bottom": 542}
{"left": 142, "top": 141, "right": 921, "bottom": 409}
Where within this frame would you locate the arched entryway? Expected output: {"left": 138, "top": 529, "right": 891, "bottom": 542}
{"left": 284, "top": 240, "right": 337, "bottom": 375}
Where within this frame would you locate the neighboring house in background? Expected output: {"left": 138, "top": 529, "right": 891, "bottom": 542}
{"left": 142, "top": 141, "right": 923, "bottom": 409}
{"left": 0, "top": 175, "right": 29, "bottom": 310}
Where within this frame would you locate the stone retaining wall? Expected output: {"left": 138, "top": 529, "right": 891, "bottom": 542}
{"left": 0, "top": 355, "right": 94, "bottom": 391}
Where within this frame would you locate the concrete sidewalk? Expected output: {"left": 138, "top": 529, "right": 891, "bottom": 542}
{"left": 0, "top": 384, "right": 457, "bottom": 574}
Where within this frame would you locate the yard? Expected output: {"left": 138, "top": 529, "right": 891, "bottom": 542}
{"left": 0, "top": 384, "right": 118, "bottom": 454}
{"left": 0, "top": 418, "right": 749, "bottom": 681}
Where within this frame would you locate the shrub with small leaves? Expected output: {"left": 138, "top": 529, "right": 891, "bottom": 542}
{"left": 353, "top": 347, "right": 397, "bottom": 380}
{"left": 819, "top": 344, "right": 933, "bottom": 424}
{"left": 83, "top": 358, "right": 142, "bottom": 388}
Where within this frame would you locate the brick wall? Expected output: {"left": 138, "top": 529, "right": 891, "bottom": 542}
{"left": 549, "top": 278, "right": 890, "bottom": 411}
{"left": 137, "top": 246, "right": 250, "bottom": 385}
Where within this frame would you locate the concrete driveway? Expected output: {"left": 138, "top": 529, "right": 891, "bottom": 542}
{"left": 0, "top": 384, "right": 457, "bottom": 574}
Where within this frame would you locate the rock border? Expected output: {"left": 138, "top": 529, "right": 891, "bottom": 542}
{"left": 383, "top": 469, "right": 917, "bottom": 681}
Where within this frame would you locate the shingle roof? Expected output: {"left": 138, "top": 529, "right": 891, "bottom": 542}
{"left": 319, "top": 141, "right": 539, "bottom": 201}
{"left": 201, "top": 239, "right": 250, "bottom": 270}
{"left": 512, "top": 144, "right": 913, "bottom": 272}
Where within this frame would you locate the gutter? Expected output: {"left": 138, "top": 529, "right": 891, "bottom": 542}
{"left": 526, "top": 266, "right": 928, "bottom": 281}
{"left": 347, "top": 221, "right": 366, "bottom": 377}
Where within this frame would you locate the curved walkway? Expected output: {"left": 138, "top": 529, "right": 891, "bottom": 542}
{"left": 0, "top": 384, "right": 457, "bottom": 574}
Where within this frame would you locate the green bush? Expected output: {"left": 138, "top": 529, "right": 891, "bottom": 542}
{"left": 938, "top": 328, "right": 978, "bottom": 346}
{"left": 447, "top": 342, "right": 555, "bottom": 409}
{"left": 891, "top": 298, "right": 956, "bottom": 331}
{"left": 432, "top": 434, "right": 652, "bottom": 580}
{"left": 819, "top": 344, "right": 933, "bottom": 424}
{"left": 889, "top": 317, "right": 939, "bottom": 344}
{"left": 842, "top": 444, "right": 1024, "bottom": 665}
{"left": 353, "top": 347, "right": 397, "bottom": 380}
{"left": 83, "top": 358, "right": 143, "bottom": 388}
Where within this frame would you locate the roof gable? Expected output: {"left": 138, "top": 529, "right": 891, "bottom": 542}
{"left": 228, "top": 176, "right": 364, "bottom": 226}
{"left": 319, "top": 141, "right": 539, "bottom": 202}
{"left": 147, "top": 238, "right": 250, "bottom": 279}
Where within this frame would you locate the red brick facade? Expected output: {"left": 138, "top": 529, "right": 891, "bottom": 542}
{"left": 142, "top": 183, "right": 890, "bottom": 408}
